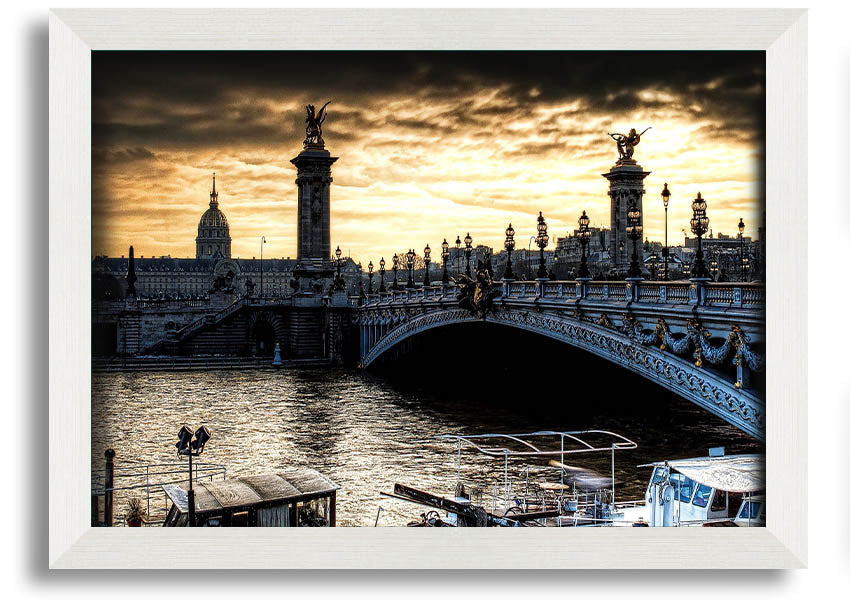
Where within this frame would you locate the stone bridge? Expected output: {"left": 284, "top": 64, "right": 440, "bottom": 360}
{"left": 357, "top": 279, "right": 766, "bottom": 440}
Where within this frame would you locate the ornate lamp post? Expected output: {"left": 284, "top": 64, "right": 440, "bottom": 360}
{"left": 577, "top": 211, "right": 591, "bottom": 279}
{"left": 367, "top": 261, "right": 374, "bottom": 295}
{"left": 175, "top": 425, "right": 212, "bottom": 527}
{"left": 441, "top": 239, "right": 450, "bottom": 284}
{"left": 391, "top": 253, "right": 399, "bottom": 290}
{"left": 536, "top": 211, "right": 549, "bottom": 279}
{"left": 379, "top": 257, "right": 386, "bottom": 292}
{"left": 455, "top": 235, "right": 461, "bottom": 278}
{"left": 423, "top": 244, "right": 431, "bottom": 286}
{"left": 464, "top": 232, "right": 473, "bottom": 276}
{"left": 503, "top": 223, "right": 516, "bottom": 280}
{"left": 738, "top": 217, "right": 746, "bottom": 282}
{"left": 406, "top": 248, "right": 415, "bottom": 288}
{"left": 334, "top": 246, "right": 343, "bottom": 289}
{"left": 689, "top": 192, "right": 710, "bottom": 278}
{"left": 626, "top": 203, "right": 643, "bottom": 278}
{"left": 661, "top": 183, "right": 670, "bottom": 281}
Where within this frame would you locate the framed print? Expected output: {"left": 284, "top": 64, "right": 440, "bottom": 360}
{"left": 49, "top": 8, "right": 806, "bottom": 568}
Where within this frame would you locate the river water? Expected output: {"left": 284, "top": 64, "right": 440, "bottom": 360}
{"left": 92, "top": 367, "right": 761, "bottom": 526}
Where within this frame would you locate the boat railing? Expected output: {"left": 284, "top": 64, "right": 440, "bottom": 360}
{"left": 92, "top": 461, "right": 227, "bottom": 527}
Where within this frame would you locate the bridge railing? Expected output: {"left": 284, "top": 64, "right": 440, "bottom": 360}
{"left": 359, "top": 279, "right": 764, "bottom": 310}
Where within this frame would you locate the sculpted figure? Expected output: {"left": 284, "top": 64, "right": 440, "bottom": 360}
{"left": 455, "top": 258, "right": 500, "bottom": 319}
{"left": 608, "top": 127, "right": 650, "bottom": 162}
{"left": 304, "top": 101, "right": 331, "bottom": 147}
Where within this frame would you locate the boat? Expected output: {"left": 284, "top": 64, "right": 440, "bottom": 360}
{"left": 382, "top": 430, "right": 638, "bottom": 527}
{"left": 383, "top": 431, "right": 764, "bottom": 528}
{"left": 161, "top": 467, "right": 340, "bottom": 527}
{"left": 616, "top": 450, "right": 765, "bottom": 527}
{"left": 91, "top": 456, "right": 339, "bottom": 527}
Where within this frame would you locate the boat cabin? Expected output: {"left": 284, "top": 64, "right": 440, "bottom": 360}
{"left": 622, "top": 453, "right": 764, "bottom": 527}
{"left": 162, "top": 467, "right": 339, "bottom": 527}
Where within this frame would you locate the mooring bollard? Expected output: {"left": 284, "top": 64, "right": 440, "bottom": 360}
{"left": 104, "top": 448, "right": 115, "bottom": 527}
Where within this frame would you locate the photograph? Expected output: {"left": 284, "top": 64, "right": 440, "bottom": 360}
{"left": 89, "top": 50, "right": 766, "bottom": 530}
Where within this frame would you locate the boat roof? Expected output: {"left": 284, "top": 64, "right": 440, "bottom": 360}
{"left": 162, "top": 467, "right": 339, "bottom": 514}
{"left": 436, "top": 430, "right": 637, "bottom": 458}
{"left": 642, "top": 454, "right": 764, "bottom": 493}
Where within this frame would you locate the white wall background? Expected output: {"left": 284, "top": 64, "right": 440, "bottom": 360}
{"left": 3, "top": 0, "right": 844, "bottom": 596}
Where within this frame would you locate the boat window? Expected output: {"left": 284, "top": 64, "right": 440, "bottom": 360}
{"left": 298, "top": 497, "right": 330, "bottom": 527}
{"left": 739, "top": 501, "right": 762, "bottom": 520}
{"left": 670, "top": 473, "right": 695, "bottom": 502}
{"left": 710, "top": 489, "right": 728, "bottom": 512}
{"left": 693, "top": 484, "right": 712, "bottom": 507}
{"left": 231, "top": 511, "right": 250, "bottom": 527}
{"left": 650, "top": 467, "right": 665, "bottom": 485}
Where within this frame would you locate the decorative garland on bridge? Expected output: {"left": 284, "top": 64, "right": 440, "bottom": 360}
{"left": 603, "top": 314, "right": 766, "bottom": 379}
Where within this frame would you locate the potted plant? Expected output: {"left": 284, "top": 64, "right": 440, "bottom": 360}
{"left": 125, "top": 497, "right": 147, "bottom": 527}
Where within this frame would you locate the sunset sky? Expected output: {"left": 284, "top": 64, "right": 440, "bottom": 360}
{"left": 92, "top": 51, "right": 764, "bottom": 262}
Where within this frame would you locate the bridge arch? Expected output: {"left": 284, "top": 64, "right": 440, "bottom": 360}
{"left": 360, "top": 308, "right": 763, "bottom": 440}
{"left": 248, "top": 312, "right": 285, "bottom": 357}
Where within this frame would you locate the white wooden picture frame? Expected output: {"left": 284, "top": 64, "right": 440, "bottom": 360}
{"left": 49, "top": 8, "right": 806, "bottom": 568}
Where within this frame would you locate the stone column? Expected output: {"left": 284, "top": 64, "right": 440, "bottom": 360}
{"left": 291, "top": 147, "right": 338, "bottom": 291}
{"left": 603, "top": 159, "right": 650, "bottom": 274}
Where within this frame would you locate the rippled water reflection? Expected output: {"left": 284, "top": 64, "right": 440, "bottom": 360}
{"left": 92, "top": 368, "right": 761, "bottom": 526}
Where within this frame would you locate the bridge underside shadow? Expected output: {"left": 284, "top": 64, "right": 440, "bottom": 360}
{"left": 366, "top": 323, "right": 763, "bottom": 472}
{"left": 366, "top": 317, "right": 764, "bottom": 441}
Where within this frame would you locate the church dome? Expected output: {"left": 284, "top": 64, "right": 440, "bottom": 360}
{"left": 196, "top": 173, "right": 232, "bottom": 259}
{"left": 199, "top": 205, "right": 229, "bottom": 229}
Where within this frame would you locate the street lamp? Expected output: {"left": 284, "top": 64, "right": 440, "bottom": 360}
{"left": 689, "top": 192, "right": 710, "bottom": 278}
{"left": 259, "top": 236, "right": 267, "bottom": 298}
{"left": 367, "top": 260, "right": 374, "bottom": 295}
{"left": 626, "top": 202, "right": 643, "bottom": 278}
{"left": 536, "top": 211, "right": 549, "bottom": 279}
{"left": 441, "top": 239, "right": 450, "bottom": 285}
{"left": 661, "top": 183, "right": 671, "bottom": 281}
{"left": 423, "top": 244, "right": 431, "bottom": 286}
{"left": 503, "top": 223, "right": 516, "bottom": 280}
{"left": 175, "top": 424, "right": 212, "bottom": 527}
{"left": 406, "top": 248, "right": 415, "bottom": 288}
{"left": 738, "top": 217, "right": 746, "bottom": 282}
{"left": 391, "top": 253, "right": 399, "bottom": 290}
{"left": 335, "top": 246, "right": 343, "bottom": 289}
{"left": 379, "top": 257, "right": 386, "bottom": 292}
{"left": 455, "top": 235, "right": 461, "bottom": 279}
{"left": 464, "top": 232, "right": 473, "bottom": 276}
{"left": 649, "top": 253, "right": 659, "bottom": 280}
{"left": 577, "top": 211, "right": 591, "bottom": 279}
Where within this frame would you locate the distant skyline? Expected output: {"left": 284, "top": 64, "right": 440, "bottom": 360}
{"left": 92, "top": 51, "right": 765, "bottom": 262}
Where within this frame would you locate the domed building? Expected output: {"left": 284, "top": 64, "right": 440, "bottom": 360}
{"left": 196, "top": 173, "right": 231, "bottom": 259}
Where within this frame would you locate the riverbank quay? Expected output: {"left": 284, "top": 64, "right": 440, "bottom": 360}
{"left": 92, "top": 356, "right": 331, "bottom": 373}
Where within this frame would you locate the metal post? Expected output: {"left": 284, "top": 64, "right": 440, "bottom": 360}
{"left": 187, "top": 449, "right": 195, "bottom": 527}
{"left": 664, "top": 204, "right": 670, "bottom": 281}
{"left": 611, "top": 445, "right": 615, "bottom": 507}
{"left": 104, "top": 448, "right": 115, "bottom": 527}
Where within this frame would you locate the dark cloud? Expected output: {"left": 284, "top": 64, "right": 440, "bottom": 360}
{"left": 93, "top": 51, "right": 764, "bottom": 150}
